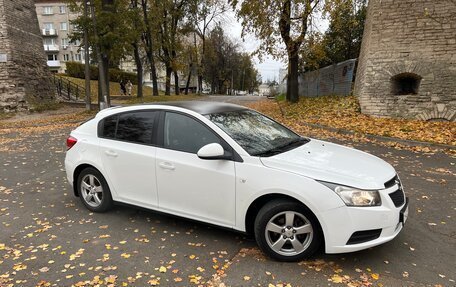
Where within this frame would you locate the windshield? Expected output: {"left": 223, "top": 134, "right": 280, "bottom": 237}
{"left": 206, "top": 110, "right": 308, "bottom": 156}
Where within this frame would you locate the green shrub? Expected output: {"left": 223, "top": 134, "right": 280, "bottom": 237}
{"left": 65, "top": 62, "right": 137, "bottom": 84}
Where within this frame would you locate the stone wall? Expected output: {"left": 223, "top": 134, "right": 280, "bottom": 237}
{"left": 0, "top": 0, "right": 54, "bottom": 112}
{"left": 354, "top": 0, "right": 456, "bottom": 122}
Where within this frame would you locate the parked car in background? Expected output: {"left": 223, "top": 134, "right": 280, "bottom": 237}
{"left": 65, "top": 102, "right": 408, "bottom": 261}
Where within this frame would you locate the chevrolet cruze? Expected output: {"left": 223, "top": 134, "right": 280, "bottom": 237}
{"left": 65, "top": 101, "right": 408, "bottom": 261}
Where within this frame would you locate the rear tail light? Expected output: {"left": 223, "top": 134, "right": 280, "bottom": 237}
{"left": 66, "top": 136, "right": 78, "bottom": 150}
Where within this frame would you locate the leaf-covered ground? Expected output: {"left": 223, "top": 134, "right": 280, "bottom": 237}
{"left": 247, "top": 96, "right": 455, "bottom": 146}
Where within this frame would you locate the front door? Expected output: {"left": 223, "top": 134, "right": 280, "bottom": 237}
{"left": 156, "top": 112, "right": 236, "bottom": 227}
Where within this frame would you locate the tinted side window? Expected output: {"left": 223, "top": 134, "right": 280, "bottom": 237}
{"left": 116, "top": 111, "right": 156, "bottom": 144}
{"left": 101, "top": 115, "right": 118, "bottom": 139}
{"left": 164, "top": 112, "right": 220, "bottom": 153}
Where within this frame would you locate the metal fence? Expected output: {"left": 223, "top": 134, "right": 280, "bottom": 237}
{"left": 299, "top": 58, "right": 357, "bottom": 97}
{"left": 52, "top": 75, "right": 85, "bottom": 102}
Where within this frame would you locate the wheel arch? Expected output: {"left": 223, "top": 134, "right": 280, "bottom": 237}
{"left": 244, "top": 193, "right": 325, "bottom": 248}
{"left": 72, "top": 164, "right": 100, "bottom": 197}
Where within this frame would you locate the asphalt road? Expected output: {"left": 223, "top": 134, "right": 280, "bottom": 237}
{"left": 0, "top": 104, "right": 455, "bottom": 287}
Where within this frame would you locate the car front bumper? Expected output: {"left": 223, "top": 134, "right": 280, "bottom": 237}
{"left": 321, "top": 188, "right": 408, "bottom": 254}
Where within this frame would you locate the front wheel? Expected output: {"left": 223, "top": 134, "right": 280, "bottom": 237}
{"left": 76, "top": 167, "right": 113, "bottom": 212}
{"left": 254, "top": 199, "right": 322, "bottom": 261}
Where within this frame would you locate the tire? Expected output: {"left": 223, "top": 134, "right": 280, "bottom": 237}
{"left": 76, "top": 167, "right": 113, "bottom": 212}
{"left": 254, "top": 199, "right": 322, "bottom": 261}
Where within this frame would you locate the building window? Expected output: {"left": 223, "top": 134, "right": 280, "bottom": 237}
{"left": 74, "top": 54, "right": 82, "bottom": 61}
{"left": 391, "top": 73, "right": 422, "bottom": 95}
{"left": 59, "top": 5, "right": 66, "bottom": 14}
{"left": 61, "top": 38, "right": 69, "bottom": 48}
{"left": 63, "top": 54, "right": 70, "bottom": 61}
{"left": 44, "top": 38, "right": 56, "bottom": 46}
{"left": 43, "top": 6, "right": 53, "bottom": 15}
{"left": 60, "top": 22, "right": 68, "bottom": 31}
{"left": 72, "top": 39, "right": 81, "bottom": 47}
{"left": 43, "top": 22, "right": 54, "bottom": 31}
{"left": 47, "top": 54, "right": 58, "bottom": 61}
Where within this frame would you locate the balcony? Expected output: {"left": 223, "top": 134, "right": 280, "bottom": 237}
{"left": 43, "top": 44, "right": 60, "bottom": 52}
{"left": 47, "top": 60, "right": 61, "bottom": 68}
{"left": 42, "top": 29, "right": 58, "bottom": 36}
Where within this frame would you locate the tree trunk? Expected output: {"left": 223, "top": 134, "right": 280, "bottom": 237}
{"left": 165, "top": 66, "right": 172, "bottom": 96}
{"left": 83, "top": 0, "right": 91, "bottom": 111}
{"left": 185, "top": 63, "right": 192, "bottom": 95}
{"left": 90, "top": 0, "right": 108, "bottom": 109}
{"left": 174, "top": 70, "right": 180, "bottom": 95}
{"left": 149, "top": 58, "right": 159, "bottom": 96}
{"left": 287, "top": 51, "right": 299, "bottom": 103}
{"left": 102, "top": 54, "right": 110, "bottom": 106}
{"left": 132, "top": 42, "right": 143, "bottom": 98}
{"left": 141, "top": 0, "right": 159, "bottom": 96}
{"left": 198, "top": 75, "right": 203, "bottom": 94}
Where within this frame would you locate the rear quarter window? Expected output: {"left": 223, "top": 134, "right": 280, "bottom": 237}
{"left": 100, "top": 115, "right": 118, "bottom": 139}
{"left": 116, "top": 112, "right": 156, "bottom": 144}
{"left": 98, "top": 111, "right": 157, "bottom": 145}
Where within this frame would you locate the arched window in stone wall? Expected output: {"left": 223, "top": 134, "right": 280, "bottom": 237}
{"left": 391, "top": 73, "right": 422, "bottom": 95}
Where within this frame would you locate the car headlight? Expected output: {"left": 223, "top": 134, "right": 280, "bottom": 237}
{"left": 319, "top": 182, "right": 381, "bottom": 207}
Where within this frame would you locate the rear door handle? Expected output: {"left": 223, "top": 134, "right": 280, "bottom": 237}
{"left": 159, "top": 162, "right": 175, "bottom": 171}
{"left": 105, "top": 150, "right": 118, "bottom": 157}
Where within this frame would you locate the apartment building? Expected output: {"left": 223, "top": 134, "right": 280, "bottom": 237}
{"left": 35, "top": 0, "right": 84, "bottom": 73}
{"left": 34, "top": 0, "right": 200, "bottom": 92}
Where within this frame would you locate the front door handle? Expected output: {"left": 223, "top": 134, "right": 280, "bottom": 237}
{"left": 105, "top": 150, "right": 118, "bottom": 157}
{"left": 159, "top": 162, "right": 175, "bottom": 171}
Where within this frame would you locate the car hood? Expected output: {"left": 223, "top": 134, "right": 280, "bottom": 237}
{"left": 260, "top": 139, "right": 396, "bottom": 190}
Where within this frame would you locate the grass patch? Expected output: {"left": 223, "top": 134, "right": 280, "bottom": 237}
{"left": 0, "top": 112, "right": 14, "bottom": 121}
{"left": 247, "top": 95, "right": 456, "bottom": 146}
{"left": 60, "top": 76, "right": 156, "bottom": 100}
{"left": 31, "top": 102, "right": 63, "bottom": 113}
{"left": 275, "top": 93, "right": 286, "bottom": 101}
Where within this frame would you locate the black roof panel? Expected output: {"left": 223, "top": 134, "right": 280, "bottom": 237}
{"left": 149, "top": 101, "right": 248, "bottom": 115}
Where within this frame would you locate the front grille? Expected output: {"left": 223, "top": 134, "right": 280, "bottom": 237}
{"left": 389, "top": 188, "right": 405, "bottom": 207}
{"left": 384, "top": 175, "right": 398, "bottom": 189}
{"left": 347, "top": 229, "right": 382, "bottom": 245}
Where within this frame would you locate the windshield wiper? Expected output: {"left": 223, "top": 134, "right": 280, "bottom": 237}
{"left": 253, "top": 137, "right": 309, "bottom": 157}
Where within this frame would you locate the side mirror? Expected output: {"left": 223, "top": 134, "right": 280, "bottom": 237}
{"left": 197, "top": 143, "right": 229, "bottom": 160}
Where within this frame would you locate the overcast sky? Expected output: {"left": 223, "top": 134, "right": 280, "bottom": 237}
{"left": 224, "top": 11, "right": 329, "bottom": 82}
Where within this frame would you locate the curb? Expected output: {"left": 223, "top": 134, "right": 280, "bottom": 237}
{"left": 302, "top": 121, "right": 455, "bottom": 150}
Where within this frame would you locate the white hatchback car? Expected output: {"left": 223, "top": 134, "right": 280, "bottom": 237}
{"left": 65, "top": 102, "right": 408, "bottom": 261}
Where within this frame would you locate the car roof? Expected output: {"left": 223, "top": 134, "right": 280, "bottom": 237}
{"left": 142, "top": 101, "right": 248, "bottom": 115}
{"left": 95, "top": 101, "right": 250, "bottom": 119}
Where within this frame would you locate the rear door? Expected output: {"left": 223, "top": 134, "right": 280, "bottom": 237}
{"left": 99, "top": 110, "right": 159, "bottom": 208}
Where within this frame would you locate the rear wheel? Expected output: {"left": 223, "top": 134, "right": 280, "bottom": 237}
{"left": 254, "top": 199, "right": 322, "bottom": 261}
{"left": 77, "top": 167, "right": 113, "bottom": 212}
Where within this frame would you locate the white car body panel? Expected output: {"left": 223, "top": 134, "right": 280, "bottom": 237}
{"left": 155, "top": 147, "right": 236, "bottom": 227}
{"left": 260, "top": 139, "right": 396, "bottom": 190}
{"left": 99, "top": 138, "right": 159, "bottom": 208}
{"left": 65, "top": 103, "right": 407, "bottom": 255}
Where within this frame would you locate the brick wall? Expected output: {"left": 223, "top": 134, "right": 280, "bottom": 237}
{"left": 354, "top": 0, "right": 456, "bottom": 121}
{"left": 0, "top": 0, "right": 54, "bottom": 112}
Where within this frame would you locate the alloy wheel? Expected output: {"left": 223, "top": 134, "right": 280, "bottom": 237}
{"left": 264, "top": 211, "right": 314, "bottom": 256}
{"left": 80, "top": 174, "right": 104, "bottom": 208}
